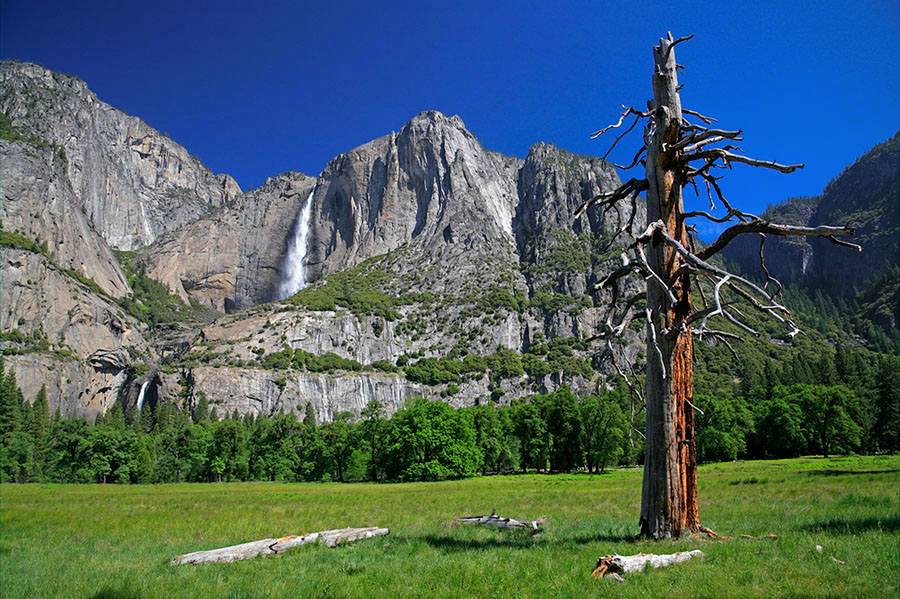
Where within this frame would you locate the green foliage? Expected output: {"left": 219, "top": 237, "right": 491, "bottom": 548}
{"left": 284, "top": 256, "right": 403, "bottom": 320}
{"left": 369, "top": 359, "right": 398, "bottom": 373}
{"left": 384, "top": 397, "right": 481, "bottom": 481}
{"left": 404, "top": 357, "right": 463, "bottom": 385}
{"left": 476, "top": 286, "right": 523, "bottom": 313}
{"left": 0, "top": 230, "right": 51, "bottom": 258}
{"left": 114, "top": 251, "right": 214, "bottom": 327}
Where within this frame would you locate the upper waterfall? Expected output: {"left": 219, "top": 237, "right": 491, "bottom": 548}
{"left": 277, "top": 188, "right": 315, "bottom": 299}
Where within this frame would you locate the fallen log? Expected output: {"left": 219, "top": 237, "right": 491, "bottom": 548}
{"left": 455, "top": 511, "right": 543, "bottom": 531}
{"left": 591, "top": 550, "right": 704, "bottom": 581}
{"left": 170, "top": 526, "right": 389, "bottom": 566}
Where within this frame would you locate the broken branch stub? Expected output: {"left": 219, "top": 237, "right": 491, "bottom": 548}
{"left": 170, "top": 527, "right": 390, "bottom": 566}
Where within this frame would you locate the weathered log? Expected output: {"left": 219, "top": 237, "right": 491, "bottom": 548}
{"left": 455, "top": 512, "right": 543, "bottom": 531}
{"left": 591, "top": 550, "right": 704, "bottom": 581}
{"left": 170, "top": 526, "right": 389, "bottom": 566}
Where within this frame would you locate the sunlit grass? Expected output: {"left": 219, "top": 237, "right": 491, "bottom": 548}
{"left": 1, "top": 456, "right": 897, "bottom": 598}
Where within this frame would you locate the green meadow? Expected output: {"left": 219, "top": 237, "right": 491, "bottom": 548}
{"left": 1, "top": 455, "right": 897, "bottom": 598}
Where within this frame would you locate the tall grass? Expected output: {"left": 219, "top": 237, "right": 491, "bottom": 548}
{"left": 2, "top": 456, "right": 897, "bottom": 598}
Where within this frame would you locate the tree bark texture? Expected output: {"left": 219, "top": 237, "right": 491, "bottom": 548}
{"left": 639, "top": 33, "right": 701, "bottom": 540}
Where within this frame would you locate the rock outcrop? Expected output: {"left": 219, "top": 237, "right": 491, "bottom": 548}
{"left": 138, "top": 172, "right": 317, "bottom": 311}
{"left": 11, "top": 61, "right": 887, "bottom": 424}
{"left": 1, "top": 139, "right": 130, "bottom": 298}
{"left": 1, "top": 246, "right": 150, "bottom": 419}
{"left": 722, "top": 132, "right": 899, "bottom": 295}
{"left": 1, "top": 60, "right": 240, "bottom": 250}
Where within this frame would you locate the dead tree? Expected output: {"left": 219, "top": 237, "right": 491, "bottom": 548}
{"left": 576, "top": 33, "right": 859, "bottom": 540}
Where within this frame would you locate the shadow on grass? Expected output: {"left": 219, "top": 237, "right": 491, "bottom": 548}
{"left": 420, "top": 531, "right": 639, "bottom": 553}
{"left": 799, "top": 515, "right": 899, "bottom": 535}
{"left": 89, "top": 588, "right": 142, "bottom": 599}
{"left": 802, "top": 469, "right": 899, "bottom": 477}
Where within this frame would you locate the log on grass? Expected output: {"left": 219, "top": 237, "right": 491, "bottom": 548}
{"left": 170, "top": 527, "right": 390, "bottom": 566}
{"left": 591, "top": 550, "right": 704, "bottom": 581}
{"left": 456, "top": 512, "right": 543, "bottom": 531}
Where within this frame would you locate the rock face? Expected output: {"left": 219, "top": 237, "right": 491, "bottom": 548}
{"left": 137, "top": 111, "right": 633, "bottom": 312}
{"left": 1, "top": 139, "right": 130, "bottom": 298}
{"left": 0, "top": 61, "right": 639, "bottom": 421}
{"left": 10, "top": 60, "right": 884, "bottom": 424}
{"left": 0, "top": 61, "right": 240, "bottom": 250}
{"left": 138, "top": 172, "right": 317, "bottom": 311}
{"left": 722, "top": 133, "right": 899, "bottom": 295}
{"left": 1, "top": 247, "right": 149, "bottom": 419}
{"left": 307, "top": 111, "right": 523, "bottom": 290}
{"left": 189, "top": 367, "right": 432, "bottom": 424}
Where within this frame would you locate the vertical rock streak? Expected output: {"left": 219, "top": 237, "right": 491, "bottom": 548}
{"left": 278, "top": 188, "right": 315, "bottom": 299}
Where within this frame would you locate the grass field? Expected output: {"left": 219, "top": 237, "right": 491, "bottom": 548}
{"left": 1, "top": 456, "right": 897, "bottom": 598}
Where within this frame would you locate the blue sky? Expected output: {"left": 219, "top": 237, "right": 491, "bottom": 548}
{"left": 2, "top": 0, "right": 898, "bottom": 240}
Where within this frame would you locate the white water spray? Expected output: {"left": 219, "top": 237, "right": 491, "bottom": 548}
{"left": 136, "top": 380, "right": 149, "bottom": 411}
{"left": 278, "top": 188, "right": 315, "bottom": 299}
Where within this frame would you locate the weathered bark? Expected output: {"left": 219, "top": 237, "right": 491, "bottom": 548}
{"left": 579, "top": 32, "right": 858, "bottom": 545}
{"left": 592, "top": 550, "right": 705, "bottom": 581}
{"left": 170, "top": 527, "right": 390, "bottom": 565}
{"left": 455, "top": 513, "right": 543, "bottom": 531}
{"left": 639, "top": 33, "right": 701, "bottom": 540}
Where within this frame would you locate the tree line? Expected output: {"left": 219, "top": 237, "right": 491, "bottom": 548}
{"left": 1, "top": 348, "right": 895, "bottom": 484}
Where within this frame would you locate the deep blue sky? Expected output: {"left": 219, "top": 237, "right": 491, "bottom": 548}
{"left": 3, "top": 1, "right": 898, "bottom": 239}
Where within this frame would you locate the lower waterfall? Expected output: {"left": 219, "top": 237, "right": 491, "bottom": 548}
{"left": 136, "top": 380, "right": 149, "bottom": 411}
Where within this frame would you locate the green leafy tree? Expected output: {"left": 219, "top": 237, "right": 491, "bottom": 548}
{"left": 360, "top": 400, "right": 388, "bottom": 481}
{"left": 385, "top": 398, "right": 480, "bottom": 481}
{"left": 543, "top": 386, "right": 583, "bottom": 472}
{"left": 694, "top": 393, "right": 753, "bottom": 462}
{"left": 46, "top": 418, "right": 92, "bottom": 482}
{"left": 512, "top": 401, "right": 548, "bottom": 472}
{"left": 210, "top": 418, "right": 249, "bottom": 481}
{"left": 793, "top": 384, "right": 862, "bottom": 457}
{"left": 581, "top": 390, "right": 628, "bottom": 472}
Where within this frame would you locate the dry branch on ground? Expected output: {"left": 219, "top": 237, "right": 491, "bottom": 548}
{"left": 455, "top": 511, "right": 544, "bottom": 531}
{"left": 591, "top": 550, "right": 705, "bottom": 582}
{"left": 170, "top": 527, "right": 390, "bottom": 565}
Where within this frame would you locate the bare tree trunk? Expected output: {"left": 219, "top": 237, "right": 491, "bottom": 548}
{"left": 639, "top": 33, "right": 700, "bottom": 540}
{"left": 578, "top": 31, "right": 857, "bottom": 543}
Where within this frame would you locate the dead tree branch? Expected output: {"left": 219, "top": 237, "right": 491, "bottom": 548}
{"left": 697, "top": 221, "right": 859, "bottom": 261}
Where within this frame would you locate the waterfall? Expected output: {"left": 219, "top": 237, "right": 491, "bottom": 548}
{"left": 136, "top": 380, "right": 149, "bottom": 411}
{"left": 278, "top": 188, "right": 315, "bottom": 299}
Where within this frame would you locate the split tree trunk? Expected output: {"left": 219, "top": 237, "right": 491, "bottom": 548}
{"left": 639, "top": 33, "right": 701, "bottom": 539}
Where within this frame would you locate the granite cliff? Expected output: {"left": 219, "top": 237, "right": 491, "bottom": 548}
{"left": 0, "top": 61, "right": 240, "bottom": 251}
{"left": 2, "top": 60, "right": 892, "bottom": 424}
{"left": 1, "top": 61, "right": 638, "bottom": 421}
{"left": 722, "top": 133, "right": 899, "bottom": 294}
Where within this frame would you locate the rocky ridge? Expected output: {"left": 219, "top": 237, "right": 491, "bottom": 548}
{"left": 722, "top": 133, "right": 899, "bottom": 294}
{"left": 0, "top": 61, "right": 240, "bottom": 251}
{"left": 6, "top": 61, "right": 890, "bottom": 424}
{"left": 1, "top": 61, "right": 638, "bottom": 421}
